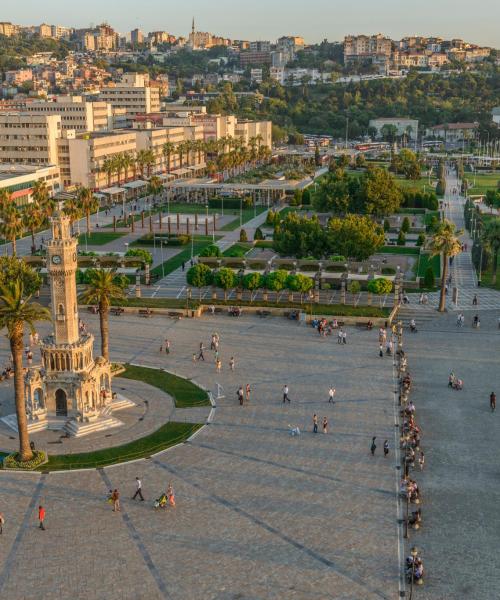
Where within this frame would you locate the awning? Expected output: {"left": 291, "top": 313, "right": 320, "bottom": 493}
{"left": 100, "top": 186, "right": 127, "bottom": 195}
{"left": 123, "top": 180, "right": 147, "bottom": 189}
{"left": 170, "top": 168, "right": 192, "bottom": 177}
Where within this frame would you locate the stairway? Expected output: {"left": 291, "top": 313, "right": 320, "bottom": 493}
{"left": 64, "top": 415, "right": 123, "bottom": 438}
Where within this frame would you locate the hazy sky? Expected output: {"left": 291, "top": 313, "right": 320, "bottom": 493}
{"left": 5, "top": 0, "right": 500, "bottom": 46}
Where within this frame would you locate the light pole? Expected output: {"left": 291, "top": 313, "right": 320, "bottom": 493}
{"left": 240, "top": 197, "right": 243, "bottom": 228}
{"left": 160, "top": 240, "right": 165, "bottom": 278}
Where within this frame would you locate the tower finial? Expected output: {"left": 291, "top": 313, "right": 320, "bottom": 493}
{"left": 192, "top": 17, "right": 195, "bottom": 35}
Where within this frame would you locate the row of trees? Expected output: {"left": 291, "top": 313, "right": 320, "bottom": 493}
{"left": 272, "top": 212, "right": 385, "bottom": 261}
{"left": 187, "top": 264, "right": 315, "bottom": 302}
{"left": 0, "top": 183, "right": 99, "bottom": 255}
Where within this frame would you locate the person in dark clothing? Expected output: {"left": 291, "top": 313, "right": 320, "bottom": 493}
{"left": 370, "top": 437, "right": 377, "bottom": 456}
{"left": 490, "top": 392, "right": 496, "bottom": 412}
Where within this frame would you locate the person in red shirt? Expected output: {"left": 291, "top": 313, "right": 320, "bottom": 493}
{"left": 38, "top": 505, "right": 45, "bottom": 530}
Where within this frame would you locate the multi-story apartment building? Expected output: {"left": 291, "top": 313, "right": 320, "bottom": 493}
{"left": 369, "top": 118, "right": 419, "bottom": 140}
{"left": 0, "top": 113, "right": 62, "bottom": 166}
{"left": 0, "top": 22, "right": 19, "bottom": 37}
{"left": 38, "top": 23, "right": 53, "bottom": 38}
{"left": 135, "top": 126, "right": 185, "bottom": 173}
{"left": 149, "top": 31, "right": 176, "bottom": 45}
{"left": 24, "top": 96, "right": 113, "bottom": 133}
{"left": 0, "top": 164, "right": 61, "bottom": 207}
{"left": 131, "top": 29, "right": 144, "bottom": 46}
{"left": 425, "top": 122, "right": 479, "bottom": 142}
{"left": 99, "top": 73, "right": 161, "bottom": 121}
{"left": 5, "top": 69, "right": 33, "bottom": 85}
{"left": 240, "top": 51, "right": 272, "bottom": 66}
{"left": 249, "top": 41, "right": 272, "bottom": 53}
{"left": 67, "top": 130, "right": 137, "bottom": 189}
{"left": 235, "top": 120, "right": 272, "bottom": 149}
{"left": 344, "top": 34, "right": 392, "bottom": 73}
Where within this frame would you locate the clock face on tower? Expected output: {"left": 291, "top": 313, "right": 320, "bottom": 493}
{"left": 52, "top": 255, "right": 62, "bottom": 265}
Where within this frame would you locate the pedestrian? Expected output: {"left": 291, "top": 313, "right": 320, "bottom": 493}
{"left": 111, "top": 489, "right": 120, "bottom": 512}
{"left": 322, "top": 416, "right": 328, "bottom": 434}
{"left": 132, "top": 477, "right": 144, "bottom": 501}
{"left": 418, "top": 452, "right": 425, "bottom": 471}
{"left": 313, "top": 414, "right": 318, "bottom": 433}
{"left": 216, "top": 358, "right": 222, "bottom": 373}
{"left": 383, "top": 440, "right": 389, "bottom": 457}
{"left": 0, "top": 512, "right": 4, "bottom": 534}
{"left": 192, "top": 353, "right": 197, "bottom": 363}
{"left": 159, "top": 343, "right": 163, "bottom": 352}
{"left": 370, "top": 436, "right": 377, "bottom": 456}
{"left": 472, "top": 294, "right": 478, "bottom": 306}
{"left": 490, "top": 391, "right": 496, "bottom": 412}
{"left": 165, "top": 339, "right": 170, "bottom": 355}
{"left": 283, "top": 384, "right": 290, "bottom": 403}
{"left": 245, "top": 384, "right": 251, "bottom": 402}
{"left": 167, "top": 483, "right": 175, "bottom": 507}
{"left": 379, "top": 344, "right": 384, "bottom": 358}
{"left": 342, "top": 331, "right": 347, "bottom": 345}
{"left": 237, "top": 386, "right": 244, "bottom": 405}
{"left": 181, "top": 262, "right": 185, "bottom": 272}
{"left": 198, "top": 342, "right": 205, "bottom": 361}
{"left": 229, "top": 356, "right": 235, "bottom": 371}
{"left": 210, "top": 334, "right": 216, "bottom": 351}
{"left": 337, "top": 329, "right": 343, "bottom": 344}
{"left": 328, "top": 387, "right": 336, "bottom": 403}
{"left": 38, "top": 505, "right": 46, "bottom": 530}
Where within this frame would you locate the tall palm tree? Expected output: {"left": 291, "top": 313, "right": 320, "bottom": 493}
{"left": 31, "top": 180, "right": 49, "bottom": 208}
{"left": 23, "top": 202, "right": 44, "bottom": 254}
{"left": 162, "top": 142, "right": 175, "bottom": 173}
{"left": 0, "top": 278, "right": 50, "bottom": 462}
{"left": 0, "top": 204, "right": 24, "bottom": 256}
{"left": 148, "top": 175, "right": 163, "bottom": 202}
{"left": 121, "top": 152, "right": 133, "bottom": 183}
{"left": 80, "top": 269, "right": 125, "bottom": 361}
{"left": 136, "top": 149, "right": 148, "bottom": 179}
{"left": 428, "top": 220, "right": 462, "bottom": 312}
{"left": 77, "top": 187, "right": 99, "bottom": 235}
{"left": 144, "top": 149, "right": 155, "bottom": 177}
{"left": 63, "top": 197, "right": 83, "bottom": 234}
{"left": 481, "top": 218, "right": 500, "bottom": 285}
{"left": 102, "top": 157, "right": 115, "bottom": 187}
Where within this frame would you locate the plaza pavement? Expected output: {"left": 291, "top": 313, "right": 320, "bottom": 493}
{"left": 0, "top": 313, "right": 402, "bottom": 600}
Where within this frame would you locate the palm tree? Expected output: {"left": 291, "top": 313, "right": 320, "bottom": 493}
{"left": 31, "top": 180, "right": 49, "bottom": 208}
{"left": 148, "top": 175, "right": 163, "bottom": 202}
{"left": 77, "top": 187, "right": 99, "bottom": 235}
{"left": 428, "top": 220, "right": 462, "bottom": 312}
{"left": 136, "top": 149, "right": 149, "bottom": 179}
{"left": 80, "top": 269, "right": 125, "bottom": 361}
{"left": 0, "top": 203, "right": 24, "bottom": 256}
{"left": 162, "top": 142, "right": 175, "bottom": 173}
{"left": 121, "top": 152, "right": 133, "bottom": 183}
{"left": 144, "top": 149, "right": 155, "bottom": 177}
{"left": 63, "top": 197, "right": 83, "bottom": 234}
{"left": 481, "top": 218, "right": 500, "bottom": 285}
{"left": 23, "top": 202, "right": 44, "bottom": 254}
{"left": 0, "top": 278, "right": 50, "bottom": 462}
{"left": 102, "top": 157, "right": 115, "bottom": 187}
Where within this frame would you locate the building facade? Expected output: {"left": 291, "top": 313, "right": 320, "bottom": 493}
{"left": 0, "top": 113, "right": 62, "bottom": 165}
{"left": 99, "top": 73, "right": 161, "bottom": 120}
{"left": 25, "top": 96, "right": 113, "bottom": 132}
{"left": 0, "top": 164, "right": 61, "bottom": 206}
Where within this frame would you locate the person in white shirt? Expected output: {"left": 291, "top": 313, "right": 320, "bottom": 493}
{"left": 132, "top": 477, "right": 144, "bottom": 501}
{"left": 328, "top": 388, "right": 336, "bottom": 403}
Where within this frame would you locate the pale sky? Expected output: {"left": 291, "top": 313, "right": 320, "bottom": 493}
{"left": 4, "top": 0, "right": 500, "bottom": 47}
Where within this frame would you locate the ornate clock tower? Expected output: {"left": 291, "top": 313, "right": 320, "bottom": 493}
{"left": 22, "top": 206, "right": 122, "bottom": 436}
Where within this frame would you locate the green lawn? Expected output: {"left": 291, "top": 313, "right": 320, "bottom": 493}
{"left": 222, "top": 243, "right": 253, "bottom": 257}
{"left": 78, "top": 232, "right": 126, "bottom": 246}
{"left": 118, "top": 364, "right": 210, "bottom": 408}
{"left": 396, "top": 177, "right": 435, "bottom": 193}
{"left": 380, "top": 246, "right": 421, "bottom": 255}
{"left": 40, "top": 422, "right": 201, "bottom": 471}
{"left": 417, "top": 253, "right": 441, "bottom": 278}
{"left": 463, "top": 173, "right": 499, "bottom": 196}
{"left": 220, "top": 207, "right": 266, "bottom": 231}
{"left": 149, "top": 238, "right": 215, "bottom": 279}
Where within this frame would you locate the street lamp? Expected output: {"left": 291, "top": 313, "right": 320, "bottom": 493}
{"left": 240, "top": 197, "right": 243, "bottom": 228}
{"left": 160, "top": 240, "right": 165, "bottom": 279}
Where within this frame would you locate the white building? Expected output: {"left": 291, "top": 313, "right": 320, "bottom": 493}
{"left": 0, "top": 113, "right": 62, "bottom": 166}
{"left": 0, "top": 163, "right": 61, "bottom": 207}
{"left": 98, "top": 73, "right": 161, "bottom": 121}
{"left": 425, "top": 122, "right": 479, "bottom": 142}
{"left": 24, "top": 96, "right": 113, "bottom": 133}
{"left": 369, "top": 118, "right": 419, "bottom": 140}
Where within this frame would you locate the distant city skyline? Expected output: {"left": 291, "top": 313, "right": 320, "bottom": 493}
{"left": 3, "top": 0, "right": 500, "bottom": 47}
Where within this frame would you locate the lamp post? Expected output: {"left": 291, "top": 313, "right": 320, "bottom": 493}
{"left": 409, "top": 546, "right": 419, "bottom": 600}
{"left": 240, "top": 197, "right": 243, "bottom": 228}
{"left": 160, "top": 240, "right": 165, "bottom": 279}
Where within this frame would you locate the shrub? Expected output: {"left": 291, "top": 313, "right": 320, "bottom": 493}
{"left": 266, "top": 210, "right": 277, "bottom": 226}
{"left": 187, "top": 264, "right": 213, "bottom": 291}
{"left": 381, "top": 267, "right": 396, "bottom": 275}
{"left": 401, "top": 216, "right": 411, "bottom": 233}
{"left": 383, "top": 219, "right": 391, "bottom": 232}
{"left": 302, "top": 188, "right": 311, "bottom": 205}
{"left": 243, "top": 272, "right": 264, "bottom": 291}
{"left": 329, "top": 255, "right": 346, "bottom": 262}
{"left": 3, "top": 450, "right": 47, "bottom": 470}
{"left": 436, "top": 178, "right": 446, "bottom": 196}
{"left": 397, "top": 230, "right": 406, "bottom": 246}
{"left": 239, "top": 228, "right": 248, "bottom": 242}
{"left": 199, "top": 245, "right": 221, "bottom": 257}
{"left": 367, "top": 277, "right": 393, "bottom": 295}
{"left": 416, "top": 233, "right": 426, "bottom": 247}
{"left": 348, "top": 280, "right": 361, "bottom": 294}
{"left": 125, "top": 248, "right": 153, "bottom": 265}
{"left": 254, "top": 227, "right": 264, "bottom": 241}
{"left": 423, "top": 265, "right": 435, "bottom": 288}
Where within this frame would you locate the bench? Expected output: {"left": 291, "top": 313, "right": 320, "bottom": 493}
{"left": 138, "top": 309, "right": 153, "bottom": 318}
{"left": 168, "top": 311, "right": 182, "bottom": 319}
{"left": 355, "top": 321, "right": 370, "bottom": 329}
{"left": 111, "top": 307, "right": 124, "bottom": 316}
{"left": 257, "top": 310, "right": 271, "bottom": 318}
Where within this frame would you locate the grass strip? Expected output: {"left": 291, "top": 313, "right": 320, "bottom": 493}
{"left": 118, "top": 364, "right": 210, "bottom": 408}
{"left": 78, "top": 232, "right": 126, "bottom": 246}
{"left": 39, "top": 422, "right": 201, "bottom": 471}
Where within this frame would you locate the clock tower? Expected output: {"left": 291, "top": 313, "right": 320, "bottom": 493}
{"left": 46, "top": 210, "right": 79, "bottom": 345}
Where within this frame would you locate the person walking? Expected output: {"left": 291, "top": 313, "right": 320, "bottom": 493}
{"left": 237, "top": 386, "right": 244, "bottom": 405}
{"left": 0, "top": 512, "right": 4, "bottom": 534}
{"left": 216, "top": 358, "right": 222, "bottom": 373}
{"left": 322, "top": 416, "right": 328, "bottom": 434}
{"left": 245, "top": 384, "right": 251, "bottom": 402}
{"left": 383, "top": 440, "right": 389, "bottom": 457}
{"left": 313, "top": 414, "right": 318, "bottom": 433}
{"left": 337, "top": 329, "right": 343, "bottom": 344}
{"left": 229, "top": 356, "right": 235, "bottom": 371}
{"left": 198, "top": 342, "right": 205, "bottom": 361}
{"left": 165, "top": 339, "right": 170, "bottom": 355}
{"left": 111, "top": 489, "right": 120, "bottom": 512}
{"left": 379, "top": 344, "right": 384, "bottom": 358}
{"left": 132, "top": 477, "right": 144, "bottom": 501}
{"left": 283, "top": 384, "right": 290, "bottom": 403}
{"left": 472, "top": 294, "right": 478, "bottom": 306}
{"left": 342, "top": 331, "right": 347, "bottom": 345}
{"left": 370, "top": 437, "right": 377, "bottom": 456}
{"left": 328, "top": 387, "right": 336, "bottom": 404}
{"left": 418, "top": 452, "right": 425, "bottom": 471}
{"left": 38, "top": 505, "right": 46, "bottom": 530}
{"left": 490, "top": 391, "right": 496, "bottom": 412}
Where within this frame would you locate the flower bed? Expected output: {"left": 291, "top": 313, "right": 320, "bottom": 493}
{"left": 3, "top": 450, "right": 47, "bottom": 470}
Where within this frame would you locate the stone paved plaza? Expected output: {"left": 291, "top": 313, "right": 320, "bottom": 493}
{"left": 0, "top": 313, "right": 402, "bottom": 600}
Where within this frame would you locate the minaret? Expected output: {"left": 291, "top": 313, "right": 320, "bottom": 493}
{"left": 45, "top": 208, "right": 80, "bottom": 345}
{"left": 192, "top": 17, "right": 195, "bottom": 35}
